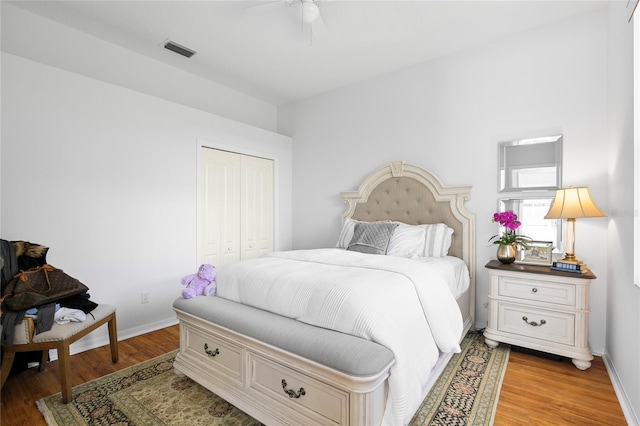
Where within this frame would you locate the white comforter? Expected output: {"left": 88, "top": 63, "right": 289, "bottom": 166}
{"left": 216, "top": 248, "right": 463, "bottom": 425}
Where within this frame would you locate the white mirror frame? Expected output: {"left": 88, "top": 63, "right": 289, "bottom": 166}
{"left": 499, "top": 197, "right": 563, "bottom": 255}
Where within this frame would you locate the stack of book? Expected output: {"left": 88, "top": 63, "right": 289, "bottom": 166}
{"left": 550, "top": 260, "right": 588, "bottom": 274}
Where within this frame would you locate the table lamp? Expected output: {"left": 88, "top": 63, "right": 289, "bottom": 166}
{"left": 544, "top": 186, "right": 605, "bottom": 264}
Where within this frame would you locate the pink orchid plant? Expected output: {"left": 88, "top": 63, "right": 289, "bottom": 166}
{"left": 489, "top": 210, "right": 532, "bottom": 248}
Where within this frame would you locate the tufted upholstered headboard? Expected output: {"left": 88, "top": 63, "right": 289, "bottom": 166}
{"left": 341, "top": 161, "right": 476, "bottom": 328}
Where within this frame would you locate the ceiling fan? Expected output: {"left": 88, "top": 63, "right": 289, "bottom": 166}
{"left": 245, "top": 0, "right": 329, "bottom": 43}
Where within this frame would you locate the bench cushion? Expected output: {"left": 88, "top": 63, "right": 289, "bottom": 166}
{"left": 173, "top": 296, "right": 395, "bottom": 377}
{"left": 31, "top": 304, "right": 116, "bottom": 343}
{"left": 1, "top": 304, "right": 116, "bottom": 345}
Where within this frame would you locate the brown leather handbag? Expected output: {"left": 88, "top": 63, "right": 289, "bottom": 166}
{"left": 2, "top": 264, "right": 89, "bottom": 311}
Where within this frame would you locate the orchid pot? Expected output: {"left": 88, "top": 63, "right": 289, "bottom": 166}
{"left": 489, "top": 210, "right": 532, "bottom": 264}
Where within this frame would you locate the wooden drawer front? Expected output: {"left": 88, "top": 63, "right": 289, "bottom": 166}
{"left": 249, "top": 353, "right": 349, "bottom": 426}
{"left": 498, "top": 276, "right": 575, "bottom": 306}
{"left": 497, "top": 302, "right": 575, "bottom": 346}
{"left": 183, "top": 325, "right": 242, "bottom": 384}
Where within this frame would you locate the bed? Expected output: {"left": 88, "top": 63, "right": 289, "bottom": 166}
{"left": 173, "top": 161, "right": 476, "bottom": 426}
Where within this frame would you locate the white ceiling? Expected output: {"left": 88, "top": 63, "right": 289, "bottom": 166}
{"left": 8, "top": 0, "right": 608, "bottom": 106}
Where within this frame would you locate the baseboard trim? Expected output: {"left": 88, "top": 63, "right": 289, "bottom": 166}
{"left": 602, "top": 350, "right": 639, "bottom": 426}
{"left": 47, "top": 316, "right": 178, "bottom": 362}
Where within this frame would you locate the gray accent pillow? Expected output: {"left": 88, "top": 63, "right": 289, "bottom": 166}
{"left": 347, "top": 222, "right": 399, "bottom": 255}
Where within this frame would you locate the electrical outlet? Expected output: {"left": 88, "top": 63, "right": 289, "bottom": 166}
{"left": 141, "top": 291, "right": 151, "bottom": 304}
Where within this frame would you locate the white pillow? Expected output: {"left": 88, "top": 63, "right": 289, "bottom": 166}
{"left": 336, "top": 218, "right": 359, "bottom": 249}
{"left": 387, "top": 223, "right": 427, "bottom": 258}
{"left": 422, "top": 223, "right": 454, "bottom": 257}
{"left": 338, "top": 219, "right": 454, "bottom": 257}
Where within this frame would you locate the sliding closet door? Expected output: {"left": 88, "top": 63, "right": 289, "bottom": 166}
{"left": 201, "top": 148, "right": 241, "bottom": 266}
{"left": 201, "top": 147, "right": 274, "bottom": 267}
{"left": 241, "top": 155, "right": 273, "bottom": 260}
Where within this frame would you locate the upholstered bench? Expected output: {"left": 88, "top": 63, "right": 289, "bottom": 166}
{"left": 173, "top": 297, "right": 394, "bottom": 376}
{"left": 0, "top": 304, "right": 118, "bottom": 403}
{"left": 173, "top": 297, "right": 396, "bottom": 426}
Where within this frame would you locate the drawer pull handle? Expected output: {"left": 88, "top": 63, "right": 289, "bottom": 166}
{"left": 531, "top": 288, "right": 538, "bottom": 293}
{"left": 203, "top": 343, "right": 220, "bottom": 357}
{"left": 281, "top": 379, "right": 306, "bottom": 399}
{"left": 522, "top": 316, "right": 546, "bottom": 327}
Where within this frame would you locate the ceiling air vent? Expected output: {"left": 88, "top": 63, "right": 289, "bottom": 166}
{"left": 164, "top": 41, "right": 196, "bottom": 58}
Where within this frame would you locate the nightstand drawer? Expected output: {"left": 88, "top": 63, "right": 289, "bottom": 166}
{"left": 498, "top": 276, "right": 575, "bottom": 306}
{"left": 497, "top": 302, "right": 575, "bottom": 346}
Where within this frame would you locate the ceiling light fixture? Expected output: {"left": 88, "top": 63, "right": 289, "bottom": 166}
{"left": 302, "top": 1, "right": 319, "bottom": 24}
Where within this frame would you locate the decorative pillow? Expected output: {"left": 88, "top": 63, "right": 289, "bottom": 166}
{"left": 336, "top": 218, "right": 360, "bottom": 249}
{"left": 422, "top": 224, "right": 454, "bottom": 257}
{"left": 347, "top": 222, "right": 399, "bottom": 255}
{"left": 387, "top": 223, "right": 427, "bottom": 258}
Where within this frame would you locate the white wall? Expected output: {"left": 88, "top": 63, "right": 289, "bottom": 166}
{"left": 1, "top": 1, "right": 635, "bottom": 420}
{"left": 279, "top": 9, "right": 610, "bottom": 350}
{"left": 605, "top": 3, "right": 639, "bottom": 423}
{"left": 280, "top": 5, "right": 640, "bottom": 421}
{"left": 1, "top": 3, "right": 279, "bottom": 133}
{"left": 1, "top": 52, "right": 293, "bottom": 348}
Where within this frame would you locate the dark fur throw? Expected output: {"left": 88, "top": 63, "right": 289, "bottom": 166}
{"left": 13, "top": 241, "right": 48, "bottom": 258}
{"left": 12, "top": 241, "right": 49, "bottom": 270}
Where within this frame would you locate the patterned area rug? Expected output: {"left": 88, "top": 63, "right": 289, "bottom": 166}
{"left": 37, "top": 332, "right": 509, "bottom": 426}
{"left": 410, "top": 332, "right": 510, "bottom": 425}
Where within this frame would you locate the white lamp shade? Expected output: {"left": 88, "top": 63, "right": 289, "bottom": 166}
{"left": 544, "top": 187, "right": 605, "bottom": 219}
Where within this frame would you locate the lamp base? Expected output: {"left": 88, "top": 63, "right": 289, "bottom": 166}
{"left": 558, "top": 254, "right": 584, "bottom": 265}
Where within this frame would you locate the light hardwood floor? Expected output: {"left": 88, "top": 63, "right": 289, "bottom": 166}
{"left": 0, "top": 325, "right": 628, "bottom": 425}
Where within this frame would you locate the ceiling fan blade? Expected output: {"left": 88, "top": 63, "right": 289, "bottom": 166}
{"left": 246, "top": 0, "right": 330, "bottom": 43}
{"left": 244, "top": 1, "right": 286, "bottom": 15}
{"left": 311, "top": 12, "right": 328, "bottom": 40}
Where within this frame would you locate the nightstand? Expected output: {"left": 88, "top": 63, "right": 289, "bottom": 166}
{"left": 483, "top": 260, "right": 595, "bottom": 370}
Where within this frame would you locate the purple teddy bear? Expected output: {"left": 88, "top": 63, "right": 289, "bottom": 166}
{"left": 181, "top": 264, "right": 217, "bottom": 299}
